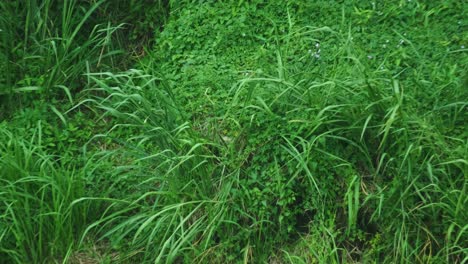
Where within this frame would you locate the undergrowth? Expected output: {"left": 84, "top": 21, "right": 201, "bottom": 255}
{"left": 0, "top": 1, "right": 466, "bottom": 263}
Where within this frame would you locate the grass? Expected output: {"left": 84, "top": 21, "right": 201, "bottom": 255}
{"left": 0, "top": 123, "right": 93, "bottom": 263}
{"left": 1, "top": 1, "right": 467, "bottom": 263}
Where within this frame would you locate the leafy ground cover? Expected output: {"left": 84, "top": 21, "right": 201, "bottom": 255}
{"left": 0, "top": 1, "right": 467, "bottom": 263}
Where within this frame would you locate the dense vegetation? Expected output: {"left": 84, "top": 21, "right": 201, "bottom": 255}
{"left": 1, "top": 1, "right": 466, "bottom": 263}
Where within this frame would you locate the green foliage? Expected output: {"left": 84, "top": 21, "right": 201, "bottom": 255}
{"left": 1, "top": 0, "right": 467, "bottom": 263}
{"left": 0, "top": 0, "right": 168, "bottom": 115}
{"left": 0, "top": 0, "right": 113, "bottom": 96}
{"left": 97, "top": 0, "right": 169, "bottom": 46}
{"left": 0, "top": 124, "right": 93, "bottom": 263}
{"left": 144, "top": 1, "right": 466, "bottom": 262}
{"left": 8, "top": 103, "right": 98, "bottom": 157}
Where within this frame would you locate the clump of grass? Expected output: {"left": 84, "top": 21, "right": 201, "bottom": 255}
{"left": 0, "top": 0, "right": 127, "bottom": 114}
{"left": 71, "top": 70, "right": 223, "bottom": 262}
{"left": 0, "top": 123, "right": 93, "bottom": 263}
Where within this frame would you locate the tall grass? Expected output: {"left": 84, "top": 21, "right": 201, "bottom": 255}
{"left": 70, "top": 70, "right": 227, "bottom": 262}
{"left": 0, "top": 123, "right": 93, "bottom": 263}
{"left": 0, "top": 0, "right": 122, "bottom": 113}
